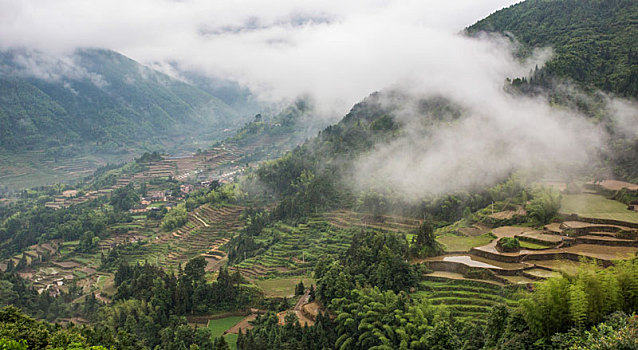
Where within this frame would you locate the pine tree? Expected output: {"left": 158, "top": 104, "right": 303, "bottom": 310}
{"left": 213, "top": 336, "right": 230, "bottom": 350}
{"left": 295, "top": 281, "right": 305, "bottom": 296}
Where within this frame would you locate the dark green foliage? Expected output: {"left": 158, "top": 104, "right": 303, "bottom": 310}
{"left": 410, "top": 220, "right": 444, "bottom": 257}
{"left": 0, "top": 272, "right": 89, "bottom": 322}
{"left": 613, "top": 187, "right": 638, "bottom": 205}
{"left": 485, "top": 304, "right": 510, "bottom": 348}
{"left": 113, "top": 258, "right": 255, "bottom": 315}
{"left": 316, "top": 230, "right": 419, "bottom": 303}
{"left": 525, "top": 188, "right": 561, "bottom": 225}
{"left": 497, "top": 237, "right": 521, "bottom": 253}
{"left": 135, "top": 152, "right": 163, "bottom": 164}
{"left": 0, "top": 306, "right": 109, "bottom": 349}
{"left": 0, "top": 197, "right": 118, "bottom": 259}
{"left": 109, "top": 184, "right": 139, "bottom": 212}
{"left": 551, "top": 312, "right": 638, "bottom": 349}
{"left": 344, "top": 230, "right": 420, "bottom": 292}
{"left": 212, "top": 335, "right": 230, "bottom": 350}
{"left": 294, "top": 281, "right": 305, "bottom": 296}
{"left": 77, "top": 231, "right": 99, "bottom": 253}
{"left": 468, "top": 0, "right": 638, "bottom": 98}
{"left": 160, "top": 203, "right": 188, "bottom": 231}
{"left": 329, "top": 287, "right": 460, "bottom": 349}
{"left": 237, "top": 312, "right": 337, "bottom": 350}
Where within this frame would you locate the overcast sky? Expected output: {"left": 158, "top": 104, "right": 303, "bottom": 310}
{"left": 4, "top": 0, "right": 634, "bottom": 196}
{"left": 0, "top": 0, "right": 523, "bottom": 112}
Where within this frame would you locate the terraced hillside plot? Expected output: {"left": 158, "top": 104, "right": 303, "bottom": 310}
{"left": 437, "top": 233, "right": 495, "bottom": 252}
{"left": 414, "top": 276, "right": 522, "bottom": 324}
{"left": 561, "top": 193, "right": 638, "bottom": 223}
{"left": 254, "top": 277, "right": 315, "bottom": 297}
{"left": 124, "top": 205, "right": 243, "bottom": 270}
{"left": 532, "top": 259, "right": 601, "bottom": 275}
{"left": 324, "top": 210, "right": 420, "bottom": 232}
{"left": 231, "top": 219, "right": 354, "bottom": 278}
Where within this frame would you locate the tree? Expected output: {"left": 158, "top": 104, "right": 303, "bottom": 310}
{"left": 78, "top": 231, "right": 99, "bottom": 253}
{"left": 525, "top": 188, "right": 561, "bottom": 225}
{"left": 308, "top": 285, "right": 315, "bottom": 302}
{"left": 411, "top": 220, "right": 443, "bottom": 257}
{"left": 294, "top": 281, "right": 305, "bottom": 296}
{"left": 212, "top": 336, "right": 230, "bottom": 350}
{"left": 109, "top": 184, "right": 139, "bottom": 212}
{"left": 184, "top": 256, "right": 207, "bottom": 285}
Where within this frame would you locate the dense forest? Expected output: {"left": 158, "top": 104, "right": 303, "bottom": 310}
{"left": 467, "top": 0, "right": 637, "bottom": 98}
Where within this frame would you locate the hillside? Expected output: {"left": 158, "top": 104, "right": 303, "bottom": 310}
{"left": 467, "top": 0, "right": 638, "bottom": 98}
{"left": 0, "top": 48, "right": 251, "bottom": 189}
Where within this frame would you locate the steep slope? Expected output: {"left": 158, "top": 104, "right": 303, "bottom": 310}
{"left": 0, "top": 48, "right": 251, "bottom": 188}
{"left": 467, "top": 0, "right": 638, "bottom": 98}
{"left": 0, "top": 48, "right": 241, "bottom": 152}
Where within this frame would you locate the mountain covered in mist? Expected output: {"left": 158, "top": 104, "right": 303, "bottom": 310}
{"left": 0, "top": 48, "right": 250, "bottom": 156}
{"left": 253, "top": 0, "right": 638, "bottom": 221}
{"left": 468, "top": 0, "right": 638, "bottom": 98}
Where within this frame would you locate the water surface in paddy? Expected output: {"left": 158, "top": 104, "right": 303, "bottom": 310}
{"left": 443, "top": 255, "right": 502, "bottom": 269}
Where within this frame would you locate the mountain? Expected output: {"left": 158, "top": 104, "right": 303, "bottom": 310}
{"left": 0, "top": 48, "right": 246, "bottom": 152}
{"left": 0, "top": 48, "right": 252, "bottom": 188}
{"left": 467, "top": 0, "right": 638, "bottom": 98}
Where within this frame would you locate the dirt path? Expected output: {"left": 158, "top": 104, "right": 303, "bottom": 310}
{"left": 277, "top": 290, "right": 315, "bottom": 326}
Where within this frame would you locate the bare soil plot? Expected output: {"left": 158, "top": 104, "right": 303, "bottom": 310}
{"left": 593, "top": 180, "right": 638, "bottom": 191}
{"left": 302, "top": 302, "right": 322, "bottom": 320}
{"left": 562, "top": 244, "right": 638, "bottom": 260}
{"left": 491, "top": 226, "right": 539, "bottom": 238}
{"left": 458, "top": 224, "right": 491, "bottom": 237}
{"left": 488, "top": 207, "right": 526, "bottom": 220}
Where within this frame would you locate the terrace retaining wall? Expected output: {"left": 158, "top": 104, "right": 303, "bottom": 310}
{"left": 560, "top": 214, "right": 638, "bottom": 229}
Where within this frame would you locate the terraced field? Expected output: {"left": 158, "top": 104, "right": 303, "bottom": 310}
{"left": 121, "top": 204, "right": 244, "bottom": 270}
{"left": 415, "top": 274, "right": 522, "bottom": 323}
{"left": 560, "top": 193, "right": 638, "bottom": 223}
{"left": 231, "top": 219, "right": 354, "bottom": 278}
{"left": 323, "top": 210, "right": 421, "bottom": 232}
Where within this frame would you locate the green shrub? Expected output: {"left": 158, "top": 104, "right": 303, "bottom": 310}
{"left": 497, "top": 237, "right": 520, "bottom": 252}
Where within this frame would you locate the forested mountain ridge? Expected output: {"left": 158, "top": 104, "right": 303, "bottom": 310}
{"left": 467, "top": 0, "right": 638, "bottom": 98}
{"left": 0, "top": 48, "right": 242, "bottom": 153}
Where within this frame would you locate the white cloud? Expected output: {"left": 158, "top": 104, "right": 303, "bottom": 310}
{"left": 0, "top": 0, "right": 521, "bottom": 112}
{"left": 2, "top": 0, "right": 635, "bottom": 198}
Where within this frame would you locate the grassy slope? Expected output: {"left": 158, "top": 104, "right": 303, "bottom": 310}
{"left": 254, "top": 277, "right": 315, "bottom": 298}
{"left": 560, "top": 193, "right": 638, "bottom": 223}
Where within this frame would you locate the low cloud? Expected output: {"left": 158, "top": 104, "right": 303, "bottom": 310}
{"left": 351, "top": 91, "right": 607, "bottom": 200}
{"left": 0, "top": 0, "right": 522, "bottom": 113}
{"left": 2, "top": 49, "right": 109, "bottom": 88}
{"left": 1, "top": 0, "right": 636, "bottom": 199}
